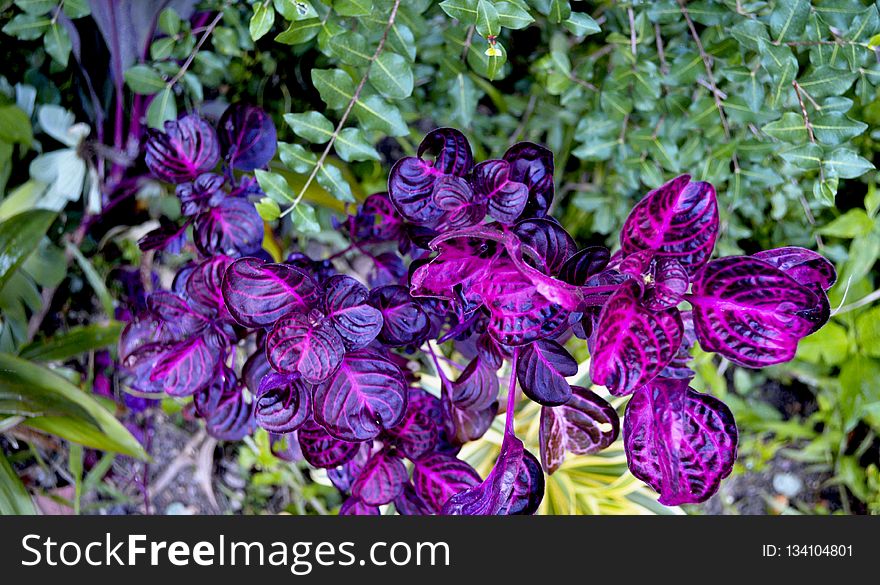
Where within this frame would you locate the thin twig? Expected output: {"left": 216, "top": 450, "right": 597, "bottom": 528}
{"left": 462, "top": 25, "right": 476, "bottom": 61}
{"left": 836, "top": 288, "right": 880, "bottom": 315}
{"left": 655, "top": 23, "right": 668, "bottom": 75}
{"left": 792, "top": 80, "right": 816, "bottom": 144}
{"left": 627, "top": 7, "right": 637, "bottom": 57}
{"left": 167, "top": 8, "right": 226, "bottom": 89}
{"left": 282, "top": 0, "right": 402, "bottom": 218}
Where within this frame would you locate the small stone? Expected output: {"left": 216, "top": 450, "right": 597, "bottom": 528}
{"left": 772, "top": 472, "right": 803, "bottom": 498}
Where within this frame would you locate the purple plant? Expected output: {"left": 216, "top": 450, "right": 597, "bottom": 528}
{"left": 126, "top": 127, "right": 835, "bottom": 514}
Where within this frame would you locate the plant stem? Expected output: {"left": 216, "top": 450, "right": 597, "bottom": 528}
{"left": 504, "top": 348, "right": 519, "bottom": 436}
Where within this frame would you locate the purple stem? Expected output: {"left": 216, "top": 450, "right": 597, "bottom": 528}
{"left": 426, "top": 343, "right": 452, "bottom": 398}
{"left": 505, "top": 348, "right": 519, "bottom": 436}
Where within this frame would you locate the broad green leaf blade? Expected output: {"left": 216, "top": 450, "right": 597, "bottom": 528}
{"left": 0, "top": 450, "right": 36, "bottom": 515}
{"left": 18, "top": 321, "right": 123, "bottom": 362}
{"left": 0, "top": 209, "right": 56, "bottom": 291}
{"left": 370, "top": 51, "right": 414, "bottom": 99}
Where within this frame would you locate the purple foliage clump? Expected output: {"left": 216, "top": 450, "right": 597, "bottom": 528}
{"left": 126, "top": 127, "right": 835, "bottom": 513}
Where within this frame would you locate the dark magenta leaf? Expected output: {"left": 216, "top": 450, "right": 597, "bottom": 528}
{"left": 270, "top": 433, "right": 303, "bottom": 462}
{"left": 418, "top": 127, "right": 474, "bottom": 176}
{"left": 218, "top": 103, "right": 277, "bottom": 171}
{"left": 503, "top": 142, "right": 554, "bottom": 218}
{"left": 221, "top": 257, "right": 319, "bottom": 328}
{"left": 516, "top": 339, "right": 577, "bottom": 406}
{"left": 384, "top": 404, "right": 437, "bottom": 460}
{"left": 297, "top": 419, "right": 362, "bottom": 468}
{"left": 590, "top": 280, "right": 683, "bottom": 395}
{"left": 254, "top": 372, "right": 312, "bottom": 433}
{"left": 752, "top": 246, "right": 836, "bottom": 291}
{"left": 205, "top": 386, "right": 256, "bottom": 441}
{"left": 442, "top": 394, "right": 497, "bottom": 445}
{"left": 266, "top": 312, "right": 346, "bottom": 384}
{"left": 185, "top": 256, "right": 233, "bottom": 319}
{"left": 145, "top": 115, "right": 220, "bottom": 184}
{"left": 393, "top": 483, "right": 432, "bottom": 515}
{"left": 507, "top": 449, "right": 544, "bottom": 515}
{"left": 432, "top": 175, "right": 486, "bottom": 229}
{"left": 149, "top": 337, "right": 218, "bottom": 397}
{"left": 620, "top": 174, "right": 719, "bottom": 275}
{"left": 689, "top": 256, "right": 824, "bottom": 367}
{"left": 313, "top": 350, "right": 408, "bottom": 441}
{"left": 137, "top": 218, "right": 189, "bottom": 253}
{"left": 147, "top": 291, "right": 209, "bottom": 335}
{"left": 327, "top": 443, "right": 370, "bottom": 492}
{"left": 242, "top": 349, "right": 272, "bottom": 394}
{"left": 450, "top": 357, "right": 499, "bottom": 411}
{"left": 193, "top": 197, "right": 263, "bottom": 257}
{"left": 539, "top": 386, "right": 619, "bottom": 474}
{"left": 659, "top": 310, "right": 697, "bottom": 380}
{"left": 352, "top": 192, "right": 404, "bottom": 243}
{"left": 351, "top": 449, "right": 408, "bottom": 506}
{"left": 339, "top": 497, "right": 380, "bottom": 516}
{"left": 643, "top": 258, "right": 689, "bottom": 311}
{"left": 323, "top": 275, "right": 384, "bottom": 351}
{"left": 412, "top": 452, "right": 482, "bottom": 513}
{"left": 513, "top": 218, "right": 576, "bottom": 275}
{"left": 557, "top": 246, "right": 611, "bottom": 285}
{"left": 624, "top": 378, "right": 737, "bottom": 505}
{"left": 472, "top": 159, "right": 529, "bottom": 224}
{"left": 368, "top": 285, "right": 430, "bottom": 347}
{"left": 177, "top": 173, "right": 225, "bottom": 216}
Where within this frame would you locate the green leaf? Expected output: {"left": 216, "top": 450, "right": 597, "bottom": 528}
{"left": 1, "top": 13, "right": 51, "bottom": 41}
{"left": 0, "top": 353, "right": 147, "bottom": 459}
{"left": 779, "top": 143, "right": 823, "bottom": 170}
{"left": 66, "top": 243, "right": 114, "bottom": 317}
{"left": 856, "top": 306, "right": 880, "bottom": 358}
{"left": 278, "top": 142, "right": 317, "bottom": 174}
{"left": 124, "top": 64, "right": 166, "bottom": 95}
{"left": 315, "top": 163, "right": 355, "bottom": 203}
{"left": 256, "top": 197, "right": 281, "bottom": 221}
{"left": 274, "top": 0, "right": 318, "bottom": 20}
{"left": 440, "top": 0, "right": 478, "bottom": 22}
{"left": 291, "top": 202, "right": 320, "bottom": 234}
{"left": 158, "top": 7, "right": 181, "bottom": 36}
{"left": 0, "top": 209, "right": 55, "bottom": 292}
{"left": 250, "top": 2, "right": 276, "bottom": 41}
{"left": 797, "top": 321, "right": 849, "bottom": 365}
{"left": 769, "top": 0, "right": 809, "bottom": 43}
{"left": 334, "top": 0, "right": 372, "bottom": 17}
{"left": 146, "top": 87, "right": 177, "bottom": 130}
{"left": 150, "top": 37, "right": 177, "bottom": 60}
{"left": 563, "top": 12, "right": 599, "bottom": 37}
{"left": 730, "top": 19, "right": 770, "bottom": 51}
{"left": 334, "top": 127, "right": 380, "bottom": 162}
{"left": 284, "top": 111, "right": 334, "bottom": 143}
{"left": 312, "top": 68, "right": 355, "bottom": 109}
{"left": 811, "top": 113, "right": 868, "bottom": 145}
{"left": 19, "top": 322, "right": 123, "bottom": 362}
{"left": 255, "top": 169, "right": 296, "bottom": 203}
{"left": 370, "top": 51, "right": 414, "bottom": 99}
{"left": 797, "top": 66, "right": 858, "bottom": 99}
{"left": 547, "top": 0, "right": 571, "bottom": 24}
{"left": 0, "top": 105, "right": 33, "bottom": 146}
{"left": 824, "top": 147, "right": 875, "bottom": 180}
{"left": 818, "top": 209, "right": 875, "bottom": 238}
{"left": 275, "top": 17, "right": 321, "bottom": 44}
{"left": 476, "top": 0, "right": 500, "bottom": 38}
{"left": 0, "top": 450, "right": 36, "bottom": 515}
{"left": 14, "top": 0, "right": 55, "bottom": 16}
{"left": 450, "top": 73, "right": 478, "bottom": 128}
{"left": 761, "top": 112, "right": 809, "bottom": 143}
{"left": 838, "top": 355, "right": 880, "bottom": 430}
{"left": 44, "top": 22, "right": 72, "bottom": 67}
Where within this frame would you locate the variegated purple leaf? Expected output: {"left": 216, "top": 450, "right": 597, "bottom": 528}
{"left": 313, "top": 350, "right": 408, "bottom": 441}
{"left": 242, "top": 349, "right": 272, "bottom": 394}
{"left": 266, "top": 312, "right": 345, "bottom": 384}
{"left": 218, "top": 103, "right": 277, "bottom": 171}
{"left": 393, "top": 483, "right": 432, "bottom": 516}
{"left": 433, "top": 175, "right": 486, "bottom": 229}
{"left": 270, "top": 433, "right": 303, "bottom": 462}
{"left": 620, "top": 175, "right": 718, "bottom": 275}
{"left": 368, "top": 285, "right": 430, "bottom": 347}
{"left": 149, "top": 337, "right": 219, "bottom": 397}
{"left": 177, "top": 173, "right": 225, "bottom": 216}
{"left": 412, "top": 452, "right": 482, "bottom": 513}
{"left": 659, "top": 310, "right": 697, "bottom": 380}
{"left": 193, "top": 197, "right": 263, "bottom": 257}
{"left": 145, "top": 114, "right": 220, "bottom": 184}
{"left": 352, "top": 192, "right": 404, "bottom": 243}
{"left": 643, "top": 258, "right": 689, "bottom": 311}
{"left": 388, "top": 128, "right": 473, "bottom": 224}
{"left": 323, "top": 275, "right": 384, "bottom": 351}
{"left": 383, "top": 404, "right": 437, "bottom": 460}
{"left": 205, "top": 386, "right": 255, "bottom": 441}
{"left": 339, "top": 497, "right": 380, "bottom": 516}
{"left": 516, "top": 339, "right": 577, "bottom": 406}
{"left": 442, "top": 393, "right": 498, "bottom": 445}
{"left": 254, "top": 372, "right": 311, "bottom": 433}
{"left": 221, "top": 257, "right": 319, "bottom": 327}
{"left": 557, "top": 246, "right": 611, "bottom": 285}
{"left": 450, "top": 357, "right": 499, "bottom": 411}
{"left": 503, "top": 142, "right": 554, "bottom": 218}
{"left": 689, "top": 256, "right": 824, "bottom": 367}
{"left": 539, "top": 386, "right": 619, "bottom": 474}
{"left": 147, "top": 291, "right": 209, "bottom": 335}
{"left": 513, "top": 218, "right": 576, "bottom": 275}
{"left": 624, "top": 378, "right": 737, "bottom": 505}
{"left": 590, "top": 280, "right": 683, "bottom": 396}
{"left": 137, "top": 218, "right": 189, "bottom": 253}
{"left": 472, "top": 160, "right": 529, "bottom": 224}
{"left": 297, "top": 419, "right": 362, "bottom": 468}
{"left": 351, "top": 449, "right": 408, "bottom": 506}
{"left": 186, "top": 256, "right": 233, "bottom": 319}
{"left": 327, "top": 443, "right": 370, "bottom": 492}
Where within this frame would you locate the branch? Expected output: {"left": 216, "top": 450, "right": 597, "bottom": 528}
{"left": 282, "top": 0, "right": 402, "bottom": 217}
{"left": 167, "top": 8, "right": 226, "bottom": 89}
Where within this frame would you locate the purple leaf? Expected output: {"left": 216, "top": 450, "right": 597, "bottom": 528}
{"left": 620, "top": 175, "right": 719, "bottom": 275}
{"left": 185, "top": 255, "right": 233, "bottom": 319}
{"left": 339, "top": 497, "right": 379, "bottom": 516}
{"left": 590, "top": 280, "right": 683, "bottom": 396}
{"left": 147, "top": 291, "right": 209, "bottom": 335}
{"left": 149, "top": 337, "right": 218, "bottom": 397}
{"left": 643, "top": 258, "right": 689, "bottom": 311}
{"left": 323, "top": 275, "right": 384, "bottom": 351}
{"left": 298, "top": 419, "right": 362, "bottom": 468}
{"left": 242, "top": 349, "right": 272, "bottom": 395}
{"left": 145, "top": 115, "right": 220, "bottom": 184}
{"left": 433, "top": 175, "right": 486, "bottom": 229}
{"left": 412, "top": 453, "right": 482, "bottom": 513}
{"left": 388, "top": 128, "right": 473, "bottom": 224}
{"left": 351, "top": 449, "right": 408, "bottom": 506}
{"left": 503, "top": 142, "right": 554, "bottom": 218}
{"left": 177, "top": 173, "right": 225, "bottom": 216}
{"left": 352, "top": 192, "right": 404, "bottom": 243}
{"left": 472, "top": 160, "right": 529, "bottom": 224}
{"left": 218, "top": 103, "right": 278, "bottom": 171}
{"left": 442, "top": 393, "right": 498, "bottom": 445}
{"left": 689, "top": 256, "right": 825, "bottom": 367}
{"left": 137, "top": 219, "right": 189, "bottom": 253}
{"left": 624, "top": 378, "right": 737, "bottom": 505}
{"left": 516, "top": 339, "right": 577, "bottom": 406}
{"left": 368, "top": 285, "right": 430, "bottom": 347}
{"left": 513, "top": 218, "right": 576, "bottom": 275}
{"left": 557, "top": 246, "right": 611, "bottom": 285}
{"left": 313, "top": 350, "right": 408, "bottom": 441}
{"left": 254, "top": 372, "right": 312, "bottom": 433}
{"left": 384, "top": 404, "right": 437, "bottom": 460}
{"left": 193, "top": 197, "right": 264, "bottom": 257}
{"left": 205, "top": 386, "right": 255, "bottom": 441}
{"left": 393, "top": 483, "right": 433, "bottom": 515}
{"left": 539, "top": 386, "right": 619, "bottom": 474}
{"left": 659, "top": 310, "right": 697, "bottom": 380}
{"left": 450, "top": 357, "right": 499, "bottom": 411}
{"left": 221, "top": 257, "right": 319, "bottom": 328}
{"left": 327, "top": 443, "right": 370, "bottom": 492}
{"left": 266, "top": 312, "right": 346, "bottom": 384}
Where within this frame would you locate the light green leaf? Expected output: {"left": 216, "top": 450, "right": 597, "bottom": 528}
{"left": 255, "top": 169, "right": 296, "bottom": 203}
{"left": 334, "top": 0, "right": 372, "bottom": 17}
{"left": 0, "top": 209, "right": 55, "bottom": 291}
{"left": 291, "top": 202, "right": 320, "bottom": 233}
{"left": 761, "top": 112, "right": 808, "bottom": 143}
{"left": 146, "top": 87, "right": 177, "bottom": 130}
{"left": 19, "top": 322, "right": 123, "bottom": 362}
{"left": 312, "top": 68, "right": 355, "bottom": 109}
{"left": 274, "top": 17, "right": 321, "bottom": 44}
{"left": 563, "top": 12, "right": 599, "bottom": 36}
{"left": 811, "top": 113, "right": 868, "bottom": 145}
{"left": 284, "top": 111, "right": 334, "bottom": 143}
{"left": 0, "top": 450, "right": 36, "bottom": 515}
{"left": 818, "top": 209, "right": 874, "bottom": 238}
{"left": 797, "top": 321, "right": 849, "bottom": 365}
{"left": 274, "top": 0, "right": 318, "bottom": 20}
{"left": 370, "top": 51, "right": 414, "bottom": 99}
{"left": 769, "top": 0, "right": 809, "bottom": 43}
{"left": 856, "top": 306, "right": 880, "bottom": 357}
{"left": 315, "top": 164, "right": 354, "bottom": 203}
{"left": 250, "top": 2, "right": 276, "bottom": 41}
{"left": 14, "top": 0, "right": 55, "bottom": 15}
{"left": 824, "top": 147, "right": 875, "bottom": 179}
{"left": 62, "top": 0, "right": 90, "bottom": 18}
{"left": 158, "top": 7, "right": 181, "bottom": 36}
{"left": 1, "top": 13, "right": 51, "bottom": 41}
{"left": 124, "top": 64, "right": 166, "bottom": 95}
{"left": 278, "top": 142, "right": 317, "bottom": 174}
{"left": 334, "top": 127, "right": 380, "bottom": 162}
{"left": 44, "top": 22, "right": 72, "bottom": 67}
{"left": 0, "top": 105, "right": 33, "bottom": 146}
{"left": 476, "top": 0, "right": 500, "bottom": 38}
{"left": 439, "top": 0, "right": 478, "bottom": 22}
{"left": 256, "top": 197, "right": 281, "bottom": 221}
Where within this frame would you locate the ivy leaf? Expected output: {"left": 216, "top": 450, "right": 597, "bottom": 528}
{"left": 797, "top": 66, "right": 858, "bottom": 99}
{"left": 370, "top": 51, "right": 414, "bottom": 99}
{"left": 730, "top": 19, "right": 770, "bottom": 51}
{"left": 769, "top": 0, "right": 809, "bottom": 43}
{"left": 44, "top": 22, "right": 72, "bottom": 67}
{"left": 440, "top": 0, "right": 478, "bottom": 22}
{"left": 761, "top": 112, "right": 809, "bottom": 144}
{"left": 811, "top": 113, "right": 868, "bottom": 145}
{"left": 779, "top": 143, "right": 823, "bottom": 170}
{"left": 475, "top": 0, "right": 500, "bottom": 38}
{"left": 824, "top": 147, "right": 875, "bottom": 179}
{"left": 124, "top": 65, "right": 166, "bottom": 95}
{"left": 249, "top": 2, "right": 276, "bottom": 41}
